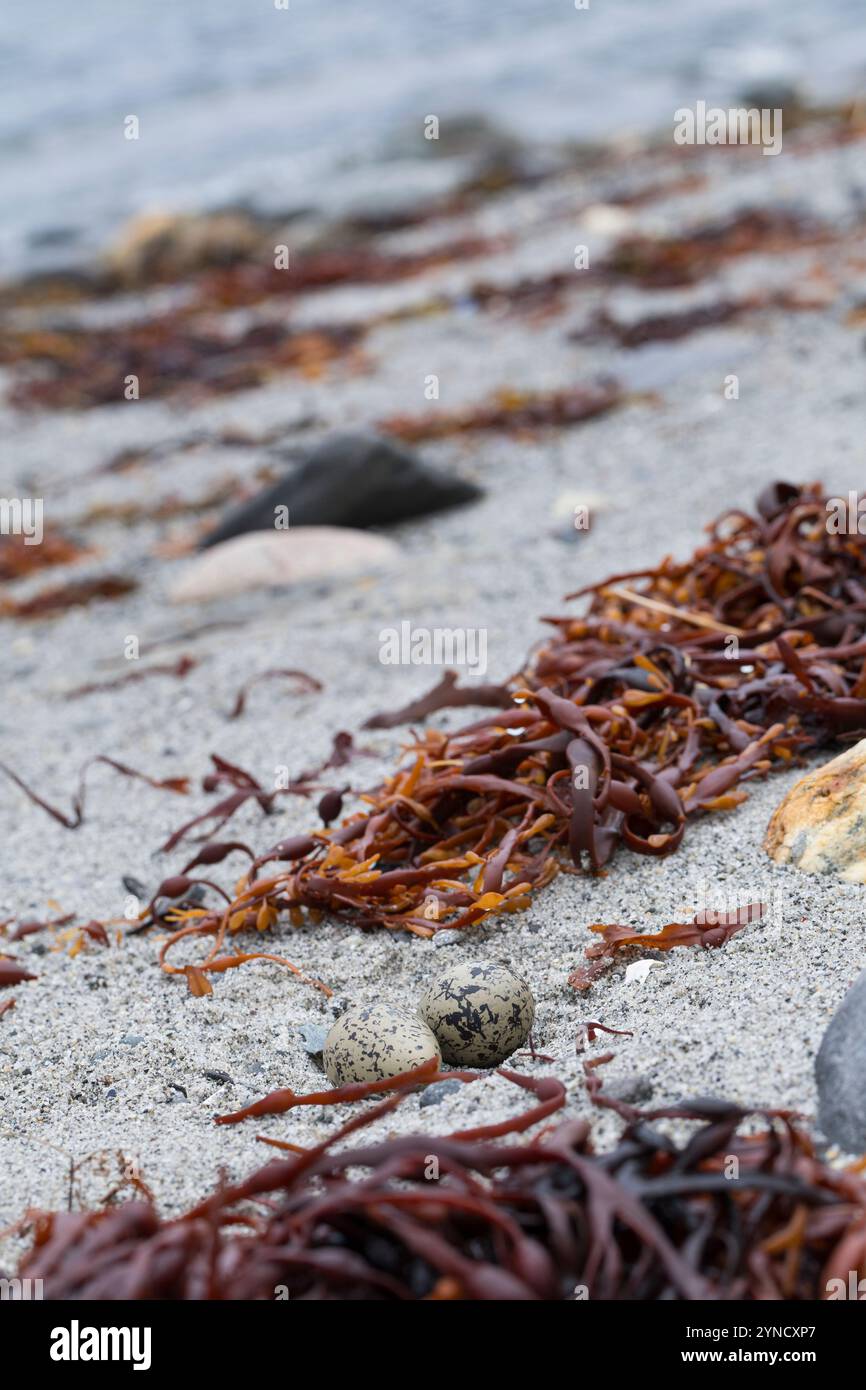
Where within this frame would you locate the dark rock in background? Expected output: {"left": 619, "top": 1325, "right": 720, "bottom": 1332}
{"left": 200, "top": 433, "right": 482, "bottom": 548}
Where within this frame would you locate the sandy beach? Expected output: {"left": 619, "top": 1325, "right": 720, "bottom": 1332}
{"left": 2, "top": 90, "right": 866, "bottom": 1296}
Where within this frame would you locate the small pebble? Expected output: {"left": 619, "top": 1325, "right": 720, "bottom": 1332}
{"left": 420, "top": 960, "right": 535, "bottom": 1067}
{"left": 323, "top": 1002, "right": 440, "bottom": 1086}
{"left": 602, "top": 1073, "right": 654, "bottom": 1106}
{"left": 419, "top": 1078, "right": 465, "bottom": 1108}
{"left": 432, "top": 930, "right": 464, "bottom": 949}
{"left": 298, "top": 1022, "right": 329, "bottom": 1056}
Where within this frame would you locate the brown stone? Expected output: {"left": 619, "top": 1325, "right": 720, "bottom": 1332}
{"left": 764, "top": 738, "right": 866, "bottom": 881}
{"left": 104, "top": 210, "right": 265, "bottom": 287}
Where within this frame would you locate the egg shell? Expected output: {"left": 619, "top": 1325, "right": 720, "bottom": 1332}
{"left": 419, "top": 960, "right": 535, "bottom": 1067}
{"left": 323, "top": 1002, "right": 441, "bottom": 1086}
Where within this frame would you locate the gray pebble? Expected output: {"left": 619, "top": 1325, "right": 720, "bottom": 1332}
{"left": 816, "top": 968, "right": 866, "bottom": 1151}
{"left": 298, "top": 1022, "right": 329, "bottom": 1055}
{"left": 419, "top": 1078, "right": 464, "bottom": 1108}
{"left": 602, "top": 1073, "right": 654, "bottom": 1106}
{"left": 433, "top": 930, "right": 464, "bottom": 949}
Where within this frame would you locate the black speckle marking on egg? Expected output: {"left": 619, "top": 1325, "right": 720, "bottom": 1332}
{"left": 323, "top": 1002, "right": 441, "bottom": 1086}
{"left": 420, "top": 960, "right": 535, "bottom": 1067}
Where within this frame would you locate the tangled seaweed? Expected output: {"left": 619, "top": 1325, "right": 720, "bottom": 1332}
{"left": 12, "top": 1058, "right": 866, "bottom": 1300}
{"left": 153, "top": 481, "right": 866, "bottom": 999}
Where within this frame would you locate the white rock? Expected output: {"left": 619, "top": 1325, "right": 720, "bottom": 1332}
{"left": 169, "top": 527, "right": 400, "bottom": 604}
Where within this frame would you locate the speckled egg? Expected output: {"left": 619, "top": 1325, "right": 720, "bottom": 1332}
{"left": 419, "top": 960, "right": 535, "bottom": 1067}
{"left": 323, "top": 1002, "right": 441, "bottom": 1086}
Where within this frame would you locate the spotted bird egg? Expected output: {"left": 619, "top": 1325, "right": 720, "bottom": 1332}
{"left": 323, "top": 1002, "right": 441, "bottom": 1086}
{"left": 419, "top": 960, "right": 535, "bottom": 1067}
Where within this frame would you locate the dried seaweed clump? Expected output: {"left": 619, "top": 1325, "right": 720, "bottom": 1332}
{"left": 3, "top": 318, "right": 364, "bottom": 411}
{"left": 12, "top": 1072, "right": 866, "bottom": 1300}
{"left": 0, "top": 528, "right": 86, "bottom": 581}
{"left": 165, "top": 481, "right": 866, "bottom": 978}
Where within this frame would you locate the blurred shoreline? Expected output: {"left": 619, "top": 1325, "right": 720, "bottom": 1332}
{"left": 4, "top": 0, "right": 866, "bottom": 281}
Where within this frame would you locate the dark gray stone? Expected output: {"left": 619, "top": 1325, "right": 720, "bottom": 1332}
{"left": 200, "top": 433, "right": 482, "bottom": 548}
{"left": 816, "top": 969, "right": 866, "bottom": 1151}
{"left": 419, "top": 1078, "right": 465, "bottom": 1108}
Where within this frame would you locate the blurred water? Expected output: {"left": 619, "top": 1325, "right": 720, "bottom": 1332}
{"left": 2, "top": 0, "right": 865, "bottom": 278}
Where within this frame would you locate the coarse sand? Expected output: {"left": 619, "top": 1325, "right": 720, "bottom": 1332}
{"left": 3, "top": 126, "right": 866, "bottom": 1267}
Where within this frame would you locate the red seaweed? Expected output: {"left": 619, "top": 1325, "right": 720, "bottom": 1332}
{"left": 0, "top": 574, "right": 137, "bottom": 618}
{"left": 0, "top": 960, "right": 38, "bottom": 987}
{"left": 12, "top": 1063, "right": 866, "bottom": 1300}
{"left": 380, "top": 380, "right": 620, "bottom": 442}
{"left": 0, "top": 755, "right": 189, "bottom": 829}
{"left": 153, "top": 482, "right": 866, "bottom": 984}
{"left": 228, "top": 668, "right": 323, "bottom": 719}
{"left": 569, "top": 903, "right": 765, "bottom": 992}
{"left": 363, "top": 669, "right": 513, "bottom": 728}
{"left": 65, "top": 656, "right": 196, "bottom": 699}
{"left": 5, "top": 912, "right": 75, "bottom": 942}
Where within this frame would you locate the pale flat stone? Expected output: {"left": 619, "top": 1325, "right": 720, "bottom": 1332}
{"left": 581, "top": 204, "right": 634, "bottom": 237}
{"left": 169, "top": 526, "right": 399, "bottom": 604}
{"left": 764, "top": 738, "right": 866, "bottom": 881}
